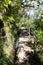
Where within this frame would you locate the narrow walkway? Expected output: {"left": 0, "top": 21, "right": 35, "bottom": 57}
{"left": 16, "top": 29, "right": 34, "bottom": 65}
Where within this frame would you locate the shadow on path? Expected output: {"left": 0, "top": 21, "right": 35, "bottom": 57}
{"left": 29, "top": 52, "right": 42, "bottom": 65}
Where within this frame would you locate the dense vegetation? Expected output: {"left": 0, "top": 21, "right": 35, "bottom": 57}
{"left": 0, "top": 0, "right": 43, "bottom": 65}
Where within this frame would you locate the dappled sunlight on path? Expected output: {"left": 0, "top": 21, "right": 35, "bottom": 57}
{"left": 15, "top": 29, "right": 34, "bottom": 65}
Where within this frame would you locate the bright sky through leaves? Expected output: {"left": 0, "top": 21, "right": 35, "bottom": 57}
{"left": 23, "top": 0, "right": 43, "bottom": 19}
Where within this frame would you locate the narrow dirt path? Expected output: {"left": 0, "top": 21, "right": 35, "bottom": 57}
{"left": 15, "top": 29, "right": 35, "bottom": 65}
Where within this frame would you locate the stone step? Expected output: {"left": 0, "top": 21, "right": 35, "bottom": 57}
{"left": 19, "top": 37, "right": 29, "bottom": 43}
{"left": 19, "top": 36, "right": 34, "bottom": 44}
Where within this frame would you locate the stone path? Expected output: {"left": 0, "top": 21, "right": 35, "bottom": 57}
{"left": 16, "top": 29, "right": 34, "bottom": 65}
